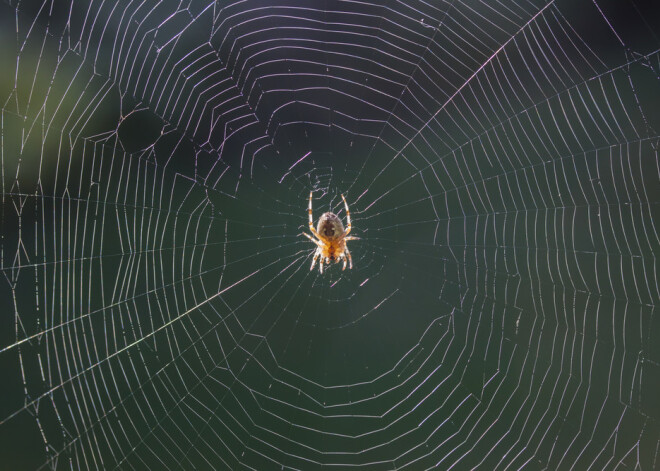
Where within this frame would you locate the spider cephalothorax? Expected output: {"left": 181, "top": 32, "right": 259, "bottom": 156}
{"left": 302, "top": 192, "right": 358, "bottom": 273}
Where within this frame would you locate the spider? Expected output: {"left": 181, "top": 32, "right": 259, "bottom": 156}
{"left": 302, "top": 192, "right": 358, "bottom": 273}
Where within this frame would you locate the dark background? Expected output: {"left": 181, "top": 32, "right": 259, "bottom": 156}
{"left": 1, "top": 0, "right": 659, "bottom": 469}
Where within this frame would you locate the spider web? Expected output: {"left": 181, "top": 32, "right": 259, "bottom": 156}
{"left": 1, "top": 0, "right": 659, "bottom": 469}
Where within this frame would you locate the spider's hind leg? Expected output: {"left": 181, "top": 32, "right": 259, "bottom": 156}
{"left": 341, "top": 194, "right": 352, "bottom": 236}
{"left": 308, "top": 192, "right": 321, "bottom": 239}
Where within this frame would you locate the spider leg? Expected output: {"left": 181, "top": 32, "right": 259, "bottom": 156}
{"left": 341, "top": 194, "right": 352, "bottom": 236}
{"left": 308, "top": 192, "right": 321, "bottom": 239}
{"left": 344, "top": 236, "right": 359, "bottom": 241}
{"left": 319, "top": 256, "right": 325, "bottom": 274}
{"left": 302, "top": 232, "right": 323, "bottom": 248}
{"left": 345, "top": 247, "right": 353, "bottom": 269}
{"left": 342, "top": 254, "right": 347, "bottom": 271}
{"left": 310, "top": 248, "right": 320, "bottom": 271}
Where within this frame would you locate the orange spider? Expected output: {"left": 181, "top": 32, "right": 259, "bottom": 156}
{"left": 302, "top": 192, "right": 358, "bottom": 273}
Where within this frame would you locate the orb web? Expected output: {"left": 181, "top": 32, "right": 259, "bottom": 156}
{"left": 1, "top": 0, "right": 659, "bottom": 470}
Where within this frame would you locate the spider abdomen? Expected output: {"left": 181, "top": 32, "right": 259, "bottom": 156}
{"left": 317, "top": 212, "right": 345, "bottom": 240}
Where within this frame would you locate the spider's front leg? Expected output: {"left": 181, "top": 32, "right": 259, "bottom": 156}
{"left": 345, "top": 247, "right": 353, "bottom": 269}
{"left": 310, "top": 247, "right": 320, "bottom": 271}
